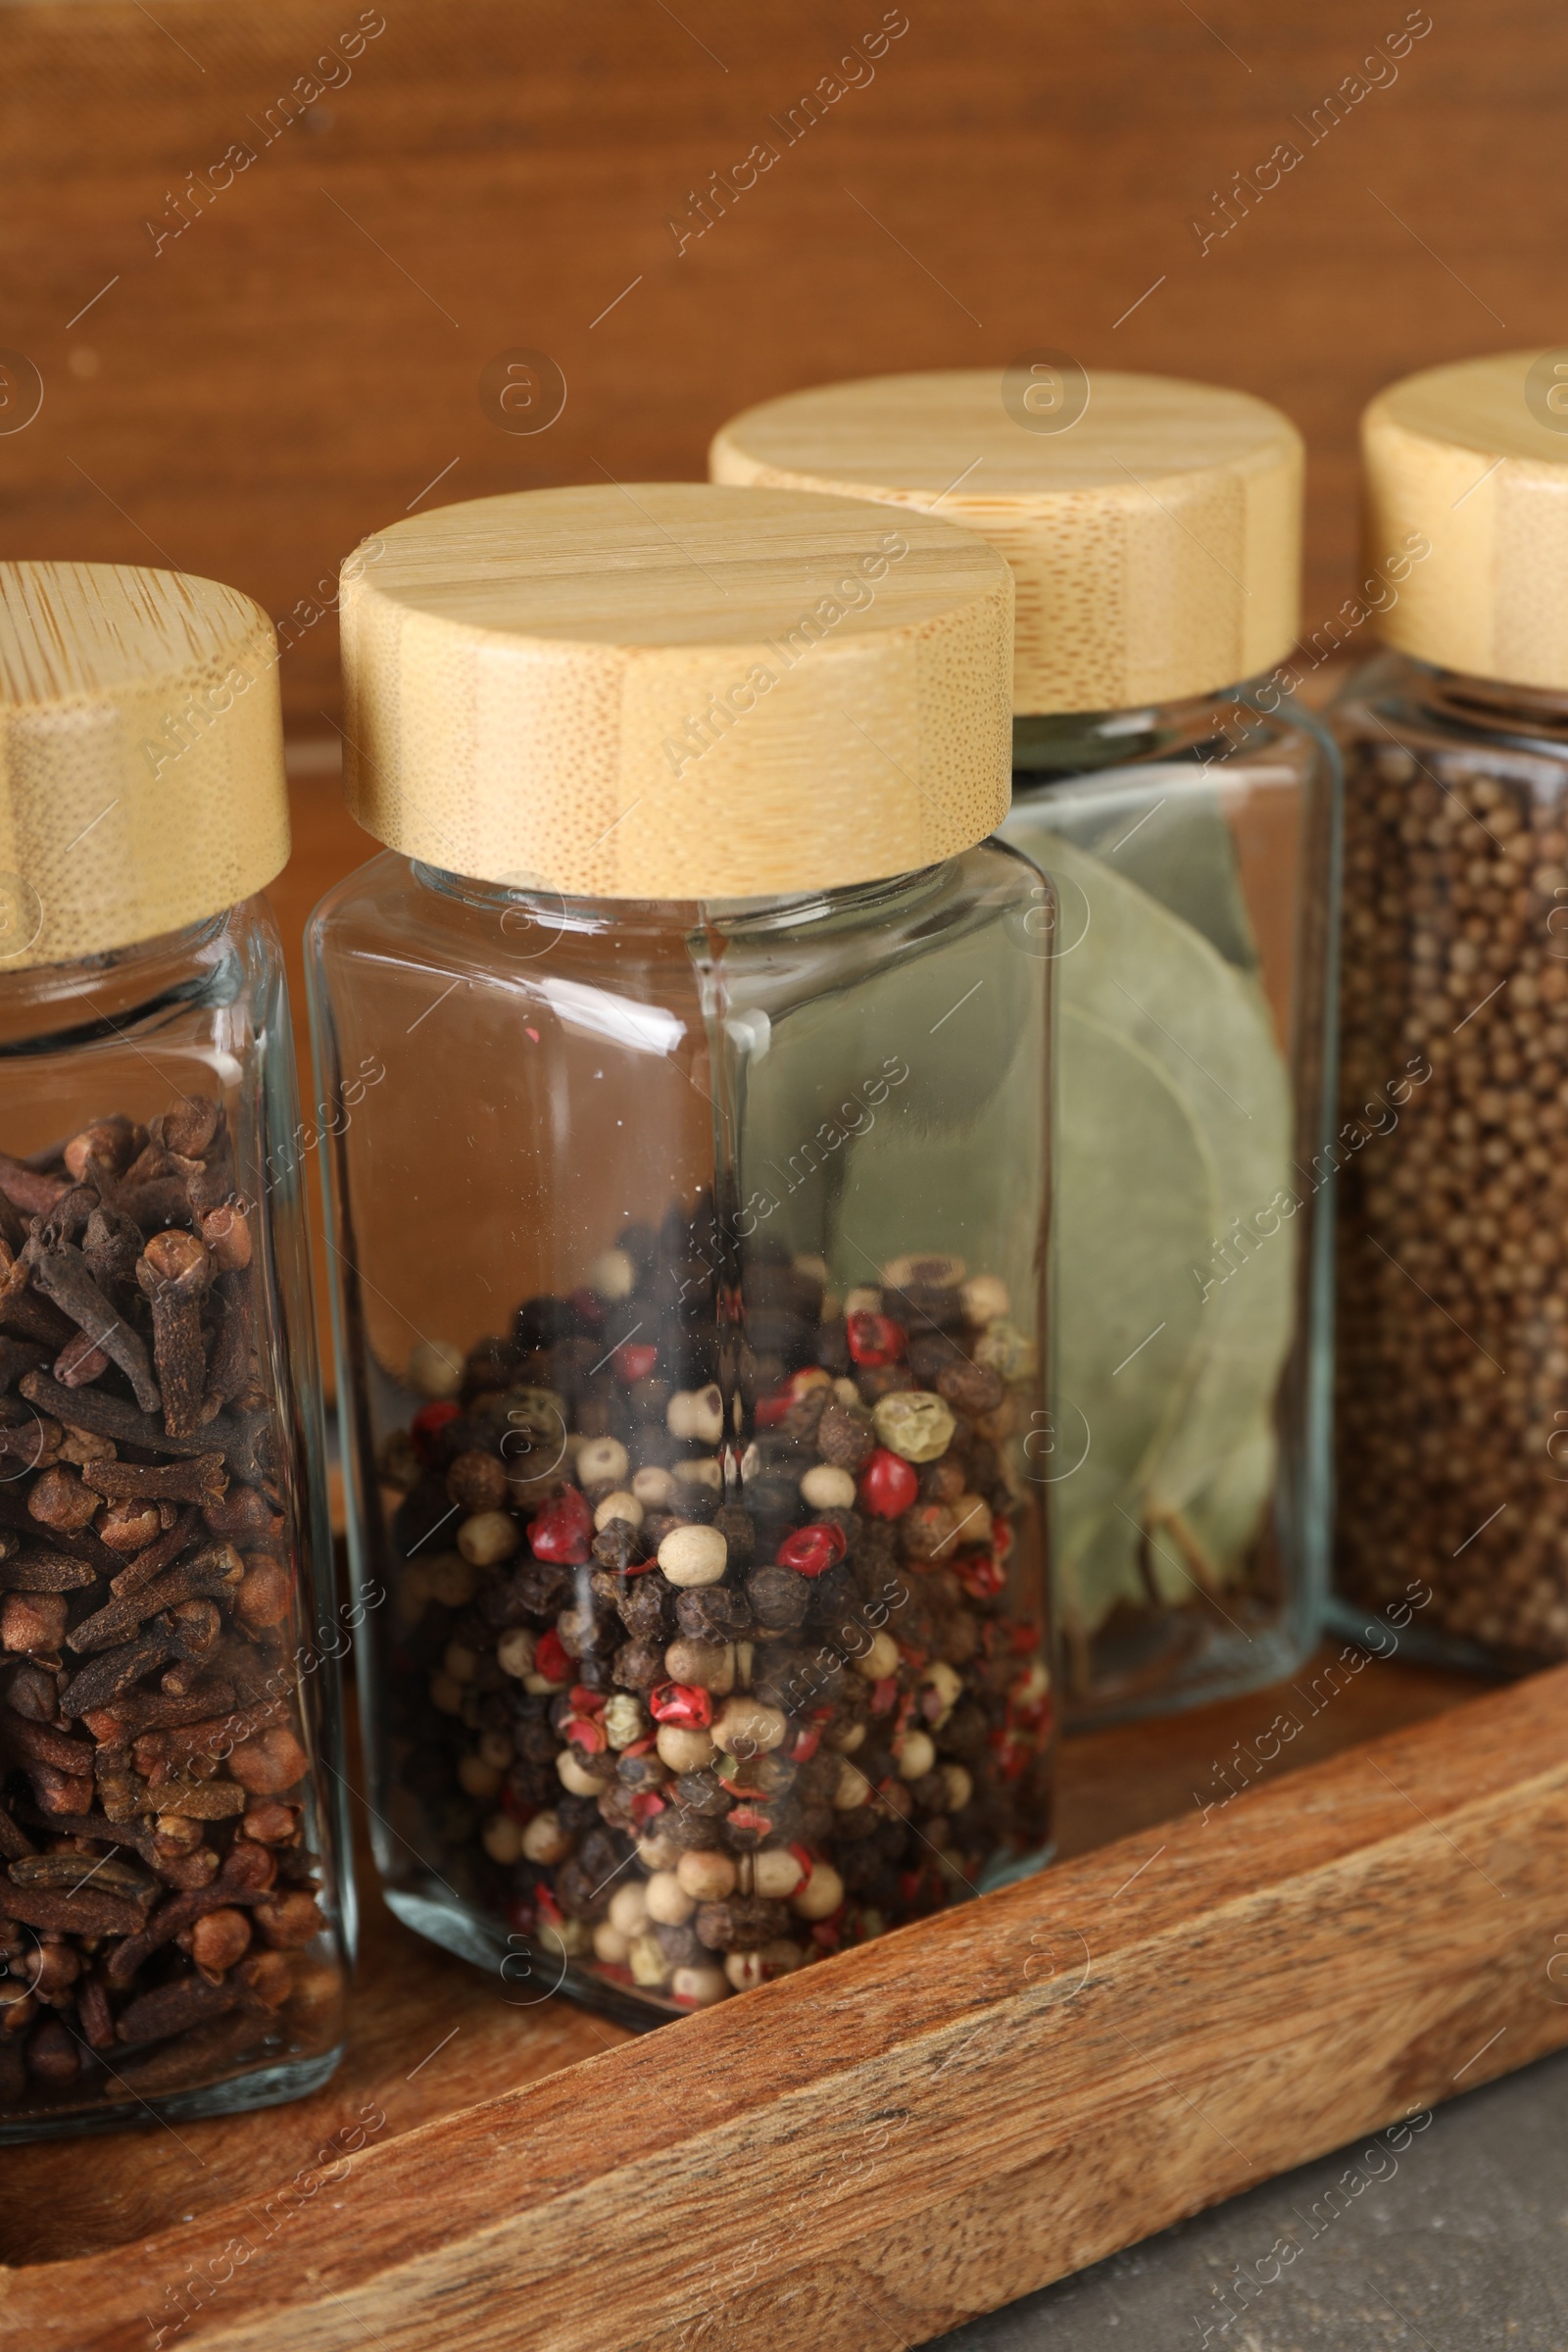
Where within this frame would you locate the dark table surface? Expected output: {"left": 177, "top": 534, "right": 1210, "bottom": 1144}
{"left": 930, "top": 2048, "right": 1568, "bottom": 2350}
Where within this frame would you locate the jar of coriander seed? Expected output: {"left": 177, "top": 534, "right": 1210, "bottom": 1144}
{"left": 713, "top": 370, "right": 1341, "bottom": 1724}
{"left": 0, "top": 562, "right": 349, "bottom": 2140}
{"left": 309, "top": 484, "right": 1056, "bottom": 2026}
{"left": 1332, "top": 352, "right": 1568, "bottom": 1669}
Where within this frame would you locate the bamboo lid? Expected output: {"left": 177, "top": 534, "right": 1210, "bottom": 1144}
{"left": 710, "top": 369, "right": 1302, "bottom": 715}
{"left": 0, "top": 563, "right": 288, "bottom": 969}
{"left": 338, "top": 483, "right": 1014, "bottom": 899}
{"left": 1363, "top": 352, "right": 1568, "bottom": 688}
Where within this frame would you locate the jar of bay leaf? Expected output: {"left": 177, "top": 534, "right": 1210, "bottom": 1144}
{"left": 712, "top": 370, "right": 1341, "bottom": 1722}
{"left": 0, "top": 563, "right": 349, "bottom": 2139}
{"left": 1331, "top": 351, "right": 1568, "bottom": 1669}
{"left": 310, "top": 485, "right": 1056, "bottom": 2027}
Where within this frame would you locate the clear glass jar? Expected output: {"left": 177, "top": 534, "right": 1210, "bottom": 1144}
{"left": 0, "top": 908, "right": 349, "bottom": 2138}
{"left": 1333, "top": 653, "right": 1568, "bottom": 1668}
{"left": 309, "top": 845, "right": 1055, "bottom": 2025}
{"left": 1000, "top": 679, "right": 1340, "bottom": 1720}
{"left": 708, "top": 360, "right": 1336, "bottom": 1724}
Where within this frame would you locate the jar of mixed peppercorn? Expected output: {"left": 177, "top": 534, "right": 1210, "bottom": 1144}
{"left": 308, "top": 483, "right": 1055, "bottom": 2024}
{"left": 1333, "top": 352, "right": 1568, "bottom": 1668}
{"left": 713, "top": 371, "right": 1340, "bottom": 1724}
{"left": 0, "top": 563, "right": 348, "bottom": 2137}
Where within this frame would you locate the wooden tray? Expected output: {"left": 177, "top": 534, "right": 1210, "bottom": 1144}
{"left": 5, "top": 1645, "right": 1562, "bottom": 2350}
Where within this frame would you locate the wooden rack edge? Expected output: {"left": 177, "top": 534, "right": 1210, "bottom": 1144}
{"left": 6, "top": 1667, "right": 1566, "bottom": 2352}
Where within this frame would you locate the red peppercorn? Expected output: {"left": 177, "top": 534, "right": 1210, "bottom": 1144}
{"left": 410, "top": 1400, "right": 462, "bottom": 1465}
{"left": 955, "top": 1550, "right": 1006, "bottom": 1602}
{"left": 504, "top": 1893, "right": 536, "bottom": 1935}
{"left": 630, "top": 1789, "right": 667, "bottom": 1829}
{"left": 564, "top": 1713, "right": 607, "bottom": 1755}
{"left": 534, "top": 1885, "right": 564, "bottom": 1929}
{"left": 725, "top": 1802, "right": 776, "bottom": 1841}
{"left": 990, "top": 1724, "right": 1031, "bottom": 1781}
{"left": 789, "top": 1725, "right": 822, "bottom": 1763}
{"left": 565, "top": 1286, "right": 606, "bottom": 1328}
{"left": 533, "top": 1627, "right": 571, "bottom": 1686}
{"left": 776, "top": 1522, "right": 846, "bottom": 1578}
{"left": 847, "top": 1311, "right": 906, "bottom": 1367}
{"left": 528, "top": 1487, "right": 592, "bottom": 1564}
{"left": 613, "top": 1342, "right": 659, "bottom": 1384}
{"left": 758, "top": 1368, "right": 831, "bottom": 1428}
{"left": 499, "top": 1786, "right": 536, "bottom": 1825}
{"left": 870, "top": 1675, "right": 899, "bottom": 1716}
{"left": 858, "top": 1448, "right": 919, "bottom": 1518}
{"left": 650, "top": 1681, "right": 713, "bottom": 1729}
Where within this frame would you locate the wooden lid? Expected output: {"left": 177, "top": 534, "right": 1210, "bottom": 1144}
{"left": 710, "top": 370, "right": 1302, "bottom": 715}
{"left": 1363, "top": 352, "right": 1568, "bottom": 688}
{"left": 338, "top": 484, "right": 1014, "bottom": 899}
{"left": 0, "top": 563, "right": 287, "bottom": 969}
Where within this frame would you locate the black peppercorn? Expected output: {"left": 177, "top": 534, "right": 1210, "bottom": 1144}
{"left": 710, "top": 1503, "right": 756, "bottom": 1568}
{"left": 612, "top": 1638, "right": 664, "bottom": 1690}
{"left": 694, "top": 1894, "right": 789, "bottom": 1951}
{"left": 674, "top": 1584, "right": 752, "bottom": 1642}
{"left": 746, "top": 1563, "right": 809, "bottom": 1633}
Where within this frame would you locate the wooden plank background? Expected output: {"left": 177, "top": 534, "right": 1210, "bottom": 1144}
{"left": 0, "top": 0, "right": 1560, "bottom": 739}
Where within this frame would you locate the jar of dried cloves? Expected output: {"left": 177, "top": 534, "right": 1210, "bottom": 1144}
{"left": 309, "top": 484, "right": 1055, "bottom": 2026}
{"left": 713, "top": 371, "right": 1341, "bottom": 1723}
{"left": 0, "top": 563, "right": 349, "bottom": 2138}
{"left": 1334, "top": 351, "right": 1568, "bottom": 1669}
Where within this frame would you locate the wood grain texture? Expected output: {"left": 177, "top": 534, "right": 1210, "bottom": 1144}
{"left": 0, "top": 560, "right": 288, "bottom": 963}
{"left": 710, "top": 369, "right": 1303, "bottom": 711}
{"left": 0, "top": 1651, "right": 1544, "bottom": 2351}
{"left": 1365, "top": 350, "right": 1568, "bottom": 686}
{"left": 0, "top": 0, "right": 1559, "bottom": 733}
{"left": 341, "top": 481, "right": 1013, "bottom": 895}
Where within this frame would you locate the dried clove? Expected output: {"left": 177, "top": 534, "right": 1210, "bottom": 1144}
{"left": 58, "top": 1629, "right": 177, "bottom": 1717}
{"left": 108, "top": 1508, "right": 203, "bottom": 1599}
{"left": 79, "top": 1204, "right": 144, "bottom": 1295}
{"left": 30, "top": 1242, "right": 162, "bottom": 1416}
{"left": 81, "top": 1454, "right": 225, "bottom": 1507}
{"left": 0, "top": 1552, "right": 97, "bottom": 1593}
{"left": 0, "top": 1086, "right": 332, "bottom": 2122}
{"left": 69, "top": 1544, "right": 243, "bottom": 1655}
{"left": 2, "top": 1880, "right": 145, "bottom": 1938}
{"left": 0, "top": 1156, "right": 69, "bottom": 1217}
{"left": 136, "top": 1231, "right": 211, "bottom": 1437}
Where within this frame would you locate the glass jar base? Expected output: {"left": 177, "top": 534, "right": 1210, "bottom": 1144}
{"left": 1326, "top": 1598, "right": 1532, "bottom": 1680}
{"left": 383, "top": 1845, "right": 1056, "bottom": 2032}
{"left": 1065, "top": 1619, "right": 1319, "bottom": 1730}
{"left": 0, "top": 2044, "right": 345, "bottom": 2146}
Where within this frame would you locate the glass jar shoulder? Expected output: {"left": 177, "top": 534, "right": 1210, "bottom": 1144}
{"left": 0, "top": 901, "right": 282, "bottom": 1061}
{"left": 1008, "top": 679, "right": 1332, "bottom": 803}
{"left": 307, "top": 846, "right": 1045, "bottom": 1026}
{"left": 1335, "top": 653, "right": 1568, "bottom": 776}
{"left": 710, "top": 841, "right": 1048, "bottom": 1014}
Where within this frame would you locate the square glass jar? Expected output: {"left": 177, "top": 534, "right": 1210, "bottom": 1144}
{"left": 0, "top": 564, "right": 349, "bottom": 2138}
{"left": 712, "top": 368, "right": 1342, "bottom": 1722}
{"left": 309, "top": 484, "right": 1058, "bottom": 2022}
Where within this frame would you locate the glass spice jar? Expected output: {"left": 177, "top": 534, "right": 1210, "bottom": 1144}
{"left": 712, "top": 370, "right": 1341, "bottom": 1723}
{"left": 0, "top": 563, "right": 349, "bottom": 2138}
{"left": 1332, "top": 351, "right": 1568, "bottom": 1669}
{"left": 309, "top": 483, "right": 1055, "bottom": 2026}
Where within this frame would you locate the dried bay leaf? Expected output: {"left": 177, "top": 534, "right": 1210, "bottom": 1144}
{"left": 1001, "top": 814, "right": 1297, "bottom": 1620}
{"left": 1052, "top": 1005, "right": 1219, "bottom": 1632}
{"left": 1036, "top": 764, "right": 1264, "bottom": 978}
